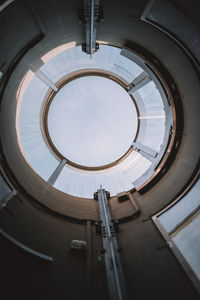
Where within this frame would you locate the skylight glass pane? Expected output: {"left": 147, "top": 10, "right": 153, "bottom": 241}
{"left": 54, "top": 166, "right": 113, "bottom": 198}
{"left": 136, "top": 81, "right": 164, "bottom": 116}
{"left": 18, "top": 76, "right": 60, "bottom": 180}
{"left": 132, "top": 81, "right": 165, "bottom": 152}
{"left": 16, "top": 44, "right": 171, "bottom": 198}
{"left": 114, "top": 54, "right": 143, "bottom": 83}
{"left": 54, "top": 152, "right": 151, "bottom": 198}
{"left": 40, "top": 45, "right": 143, "bottom": 84}
{"left": 136, "top": 118, "right": 165, "bottom": 152}
{"left": 20, "top": 136, "right": 60, "bottom": 180}
{"left": 122, "top": 154, "right": 152, "bottom": 181}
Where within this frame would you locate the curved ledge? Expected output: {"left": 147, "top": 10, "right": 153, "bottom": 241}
{"left": 0, "top": 228, "right": 53, "bottom": 263}
{"left": 140, "top": 0, "right": 200, "bottom": 73}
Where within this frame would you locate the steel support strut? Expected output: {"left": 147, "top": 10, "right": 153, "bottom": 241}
{"left": 95, "top": 186, "right": 127, "bottom": 300}
{"left": 81, "top": 0, "right": 103, "bottom": 56}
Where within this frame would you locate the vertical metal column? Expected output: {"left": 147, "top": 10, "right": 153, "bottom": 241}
{"left": 96, "top": 186, "right": 127, "bottom": 300}
{"left": 81, "top": 0, "right": 103, "bottom": 56}
{"left": 86, "top": 220, "right": 93, "bottom": 300}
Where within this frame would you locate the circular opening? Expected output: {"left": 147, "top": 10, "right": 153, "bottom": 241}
{"left": 47, "top": 76, "right": 138, "bottom": 167}
{"left": 15, "top": 44, "right": 175, "bottom": 199}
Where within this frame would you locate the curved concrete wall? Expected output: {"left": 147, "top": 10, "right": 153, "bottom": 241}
{"left": 0, "top": 1, "right": 200, "bottom": 299}
{"left": 0, "top": 0, "right": 200, "bottom": 220}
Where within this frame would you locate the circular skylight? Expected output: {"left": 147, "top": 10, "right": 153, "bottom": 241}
{"left": 16, "top": 44, "right": 174, "bottom": 198}
{"left": 47, "top": 76, "right": 138, "bottom": 167}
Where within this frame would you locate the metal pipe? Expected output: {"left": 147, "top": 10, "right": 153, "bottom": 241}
{"left": 90, "top": 0, "right": 94, "bottom": 57}
{"left": 98, "top": 186, "right": 126, "bottom": 300}
{"left": 47, "top": 159, "right": 67, "bottom": 185}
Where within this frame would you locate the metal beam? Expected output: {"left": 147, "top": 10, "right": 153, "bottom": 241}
{"left": 128, "top": 71, "right": 151, "bottom": 94}
{"left": 133, "top": 142, "right": 158, "bottom": 162}
{"left": 0, "top": 0, "right": 14, "bottom": 12}
{"left": 90, "top": 0, "right": 94, "bottom": 57}
{"left": 0, "top": 228, "right": 53, "bottom": 262}
{"left": 47, "top": 159, "right": 66, "bottom": 185}
{"left": 96, "top": 187, "right": 127, "bottom": 300}
{"left": 140, "top": 0, "right": 155, "bottom": 21}
{"left": 81, "top": 0, "right": 101, "bottom": 56}
{"left": 86, "top": 220, "right": 93, "bottom": 300}
{"left": 0, "top": 190, "right": 17, "bottom": 210}
{"left": 138, "top": 115, "right": 165, "bottom": 119}
{"left": 35, "top": 69, "right": 58, "bottom": 91}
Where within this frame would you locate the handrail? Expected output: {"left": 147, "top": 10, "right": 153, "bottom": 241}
{"left": 0, "top": 228, "right": 53, "bottom": 263}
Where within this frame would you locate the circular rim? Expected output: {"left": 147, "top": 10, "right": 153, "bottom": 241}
{"left": 2, "top": 33, "right": 194, "bottom": 218}
{"left": 41, "top": 69, "right": 140, "bottom": 171}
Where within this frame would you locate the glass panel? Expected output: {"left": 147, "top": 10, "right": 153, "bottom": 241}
{"left": 40, "top": 45, "right": 143, "bottom": 84}
{"left": 134, "top": 81, "right": 165, "bottom": 152}
{"left": 136, "top": 118, "right": 165, "bottom": 152}
{"left": 54, "top": 153, "right": 151, "bottom": 198}
{"left": 136, "top": 81, "right": 164, "bottom": 116}
{"left": 16, "top": 44, "right": 170, "bottom": 198}
{"left": 122, "top": 153, "right": 152, "bottom": 183}
{"left": 158, "top": 179, "right": 200, "bottom": 233}
{"left": 18, "top": 76, "right": 60, "bottom": 180}
{"left": 172, "top": 213, "right": 200, "bottom": 280}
